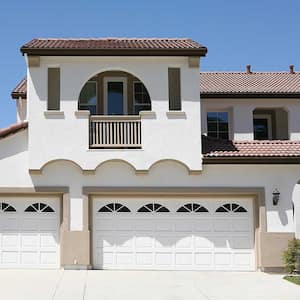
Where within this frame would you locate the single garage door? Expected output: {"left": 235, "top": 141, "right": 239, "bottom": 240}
{"left": 0, "top": 196, "right": 60, "bottom": 269}
{"left": 93, "top": 197, "right": 255, "bottom": 271}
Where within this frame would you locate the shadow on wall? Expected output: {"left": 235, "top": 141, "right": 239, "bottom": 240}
{"left": 0, "top": 131, "right": 27, "bottom": 160}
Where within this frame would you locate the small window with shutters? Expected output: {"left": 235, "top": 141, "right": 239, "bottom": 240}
{"left": 48, "top": 68, "right": 60, "bottom": 110}
{"left": 168, "top": 68, "right": 181, "bottom": 110}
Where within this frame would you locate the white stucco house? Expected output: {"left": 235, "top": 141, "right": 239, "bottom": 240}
{"left": 1, "top": 37, "right": 300, "bottom": 271}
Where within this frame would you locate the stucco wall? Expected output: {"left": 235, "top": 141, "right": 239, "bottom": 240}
{"left": 0, "top": 132, "right": 299, "bottom": 234}
{"left": 27, "top": 56, "right": 202, "bottom": 173}
{"left": 201, "top": 98, "right": 300, "bottom": 140}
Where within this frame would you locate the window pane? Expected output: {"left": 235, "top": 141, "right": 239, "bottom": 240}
{"left": 254, "top": 118, "right": 269, "bottom": 140}
{"left": 79, "top": 82, "right": 97, "bottom": 105}
{"left": 134, "top": 82, "right": 151, "bottom": 114}
{"left": 107, "top": 82, "right": 124, "bottom": 115}
{"left": 79, "top": 81, "right": 97, "bottom": 114}
{"left": 218, "top": 122, "right": 228, "bottom": 132}
{"left": 207, "top": 112, "right": 229, "bottom": 139}
{"left": 218, "top": 112, "right": 228, "bottom": 122}
{"left": 207, "top": 122, "right": 217, "bottom": 131}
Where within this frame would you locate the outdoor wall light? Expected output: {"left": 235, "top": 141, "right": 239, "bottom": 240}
{"left": 272, "top": 189, "right": 280, "bottom": 206}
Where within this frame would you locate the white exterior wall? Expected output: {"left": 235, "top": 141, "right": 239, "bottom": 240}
{"left": 0, "top": 132, "right": 299, "bottom": 233}
{"left": 201, "top": 98, "right": 300, "bottom": 140}
{"left": 27, "top": 56, "right": 202, "bottom": 172}
{"left": 16, "top": 98, "right": 27, "bottom": 122}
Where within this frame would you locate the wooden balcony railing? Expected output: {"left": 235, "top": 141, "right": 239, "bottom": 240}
{"left": 89, "top": 116, "right": 142, "bottom": 148}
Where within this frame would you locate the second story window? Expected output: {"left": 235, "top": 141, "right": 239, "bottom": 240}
{"left": 253, "top": 114, "right": 272, "bottom": 140}
{"left": 207, "top": 112, "right": 229, "bottom": 140}
{"left": 133, "top": 81, "right": 151, "bottom": 114}
{"left": 78, "top": 81, "right": 97, "bottom": 114}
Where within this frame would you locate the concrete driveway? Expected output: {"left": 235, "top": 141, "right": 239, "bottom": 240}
{"left": 0, "top": 270, "right": 299, "bottom": 300}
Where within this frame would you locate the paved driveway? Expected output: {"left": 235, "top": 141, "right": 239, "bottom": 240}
{"left": 0, "top": 270, "right": 299, "bottom": 300}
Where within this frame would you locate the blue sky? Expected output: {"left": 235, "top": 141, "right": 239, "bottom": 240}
{"left": 0, "top": 0, "right": 299, "bottom": 127}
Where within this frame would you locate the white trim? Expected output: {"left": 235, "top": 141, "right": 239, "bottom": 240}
{"left": 103, "top": 77, "right": 127, "bottom": 115}
{"left": 253, "top": 114, "right": 272, "bottom": 139}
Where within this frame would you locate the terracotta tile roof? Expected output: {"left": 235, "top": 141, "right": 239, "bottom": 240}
{"left": 202, "top": 135, "right": 300, "bottom": 162}
{"left": 0, "top": 122, "right": 28, "bottom": 140}
{"left": 11, "top": 77, "right": 27, "bottom": 99}
{"left": 21, "top": 38, "right": 207, "bottom": 56}
{"left": 200, "top": 71, "right": 300, "bottom": 97}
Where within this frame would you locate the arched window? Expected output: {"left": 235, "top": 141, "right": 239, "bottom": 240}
{"left": 137, "top": 203, "right": 170, "bottom": 213}
{"left": 78, "top": 71, "right": 151, "bottom": 116}
{"left": 177, "top": 203, "right": 208, "bottom": 213}
{"left": 0, "top": 202, "right": 16, "bottom": 212}
{"left": 25, "top": 203, "right": 55, "bottom": 213}
{"left": 98, "top": 203, "right": 131, "bottom": 213}
{"left": 78, "top": 80, "right": 97, "bottom": 114}
{"left": 215, "top": 203, "right": 247, "bottom": 213}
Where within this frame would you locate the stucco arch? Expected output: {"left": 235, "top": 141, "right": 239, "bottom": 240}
{"left": 148, "top": 159, "right": 191, "bottom": 174}
{"left": 94, "top": 159, "right": 137, "bottom": 173}
{"left": 76, "top": 68, "right": 153, "bottom": 104}
{"left": 39, "top": 159, "right": 84, "bottom": 174}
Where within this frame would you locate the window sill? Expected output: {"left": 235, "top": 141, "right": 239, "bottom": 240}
{"left": 166, "top": 111, "right": 186, "bottom": 119}
{"left": 75, "top": 110, "right": 90, "bottom": 118}
{"left": 44, "top": 111, "right": 65, "bottom": 118}
{"left": 139, "top": 111, "right": 156, "bottom": 119}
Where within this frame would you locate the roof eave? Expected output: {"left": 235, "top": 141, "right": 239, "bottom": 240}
{"left": 200, "top": 92, "right": 300, "bottom": 98}
{"left": 203, "top": 156, "right": 300, "bottom": 164}
{"left": 20, "top": 47, "right": 208, "bottom": 57}
{"left": 11, "top": 92, "right": 26, "bottom": 100}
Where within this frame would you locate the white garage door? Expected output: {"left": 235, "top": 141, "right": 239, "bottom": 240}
{"left": 0, "top": 197, "right": 60, "bottom": 269}
{"left": 93, "top": 197, "right": 255, "bottom": 271}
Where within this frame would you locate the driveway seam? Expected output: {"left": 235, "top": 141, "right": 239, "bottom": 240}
{"left": 51, "top": 270, "right": 65, "bottom": 300}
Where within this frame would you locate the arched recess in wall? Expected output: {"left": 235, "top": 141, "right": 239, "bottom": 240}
{"left": 94, "top": 159, "right": 137, "bottom": 174}
{"left": 77, "top": 70, "right": 151, "bottom": 116}
{"left": 38, "top": 159, "right": 84, "bottom": 174}
{"left": 148, "top": 159, "right": 191, "bottom": 174}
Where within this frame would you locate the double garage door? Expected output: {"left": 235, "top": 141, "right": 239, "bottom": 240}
{"left": 0, "top": 197, "right": 60, "bottom": 269}
{"left": 93, "top": 197, "right": 255, "bottom": 271}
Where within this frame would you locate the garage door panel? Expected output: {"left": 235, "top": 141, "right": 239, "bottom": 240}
{"left": 176, "top": 236, "right": 193, "bottom": 249}
{"left": 135, "top": 235, "right": 153, "bottom": 249}
{"left": 134, "top": 220, "right": 154, "bottom": 231}
{"left": 194, "top": 219, "right": 212, "bottom": 232}
{"left": 194, "top": 236, "right": 214, "bottom": 249}
{"left": 195, "top": 252, "right": 213, "bottom": 266}
{"left": 213, "top": 219, "right": 231, "bottom": 232}
{"left": 231, "top": 236, "right": 252, "bottom": 249}
{"left": 2, "top": 218, "right": 19, "bottom": 231}
{"left": 174, "top": 221, "right": 193, "bottom": 232}
{"left": 20, "top": 234, "right": 39, "bottom": 248}
{"left": 93, "top": 197, "right": 255, "bottom": 271}
{"left": 2, "top": 251, "right": 18, "bottom": 264}
{"left": 136, "top": 252, "right": 153, "bottom": 265}
{"left": 0, "top": 197, "right": 60, "bottom": 269}
{"left": 155, "top": 252, "right": 173, "bottom": 265}
{"left": 232, "top": 219, "right": 250, "bottom": 232}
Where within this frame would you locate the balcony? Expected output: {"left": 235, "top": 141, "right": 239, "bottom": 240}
{"left": 89, "top": 115, "right": 142, "bottom": 148}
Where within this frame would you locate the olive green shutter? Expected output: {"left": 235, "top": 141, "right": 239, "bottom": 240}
{"left": 48, "top": 68, "right": 60, "bottom": 110}
{"left": 168, "top": 68, "right": 181, "bottom": 110}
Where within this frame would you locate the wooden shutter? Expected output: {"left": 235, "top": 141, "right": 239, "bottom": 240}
{"left": 168, "top": 68, "right": 181, "bottom": 110}
{"left": 48, "top": 68, "right": 60, "bottom": 110}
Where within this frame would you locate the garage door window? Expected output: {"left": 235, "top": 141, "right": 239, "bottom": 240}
{"left": 98, "top": 203, "right": 130, "bottom": 213}
{"left": 0, "top": 202, "right": 16, "bottom": 212}
{"left": 216, "top": 203, "right": 247, "bottom": 213}
{"left": 24, "top": 202, "right": 55, "bottom": 213}
{"left": 137, "top": 203, "right": 170, "bottom": 213}
{"left": 177, "top": 203, "right": 208, "bottom": 213}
